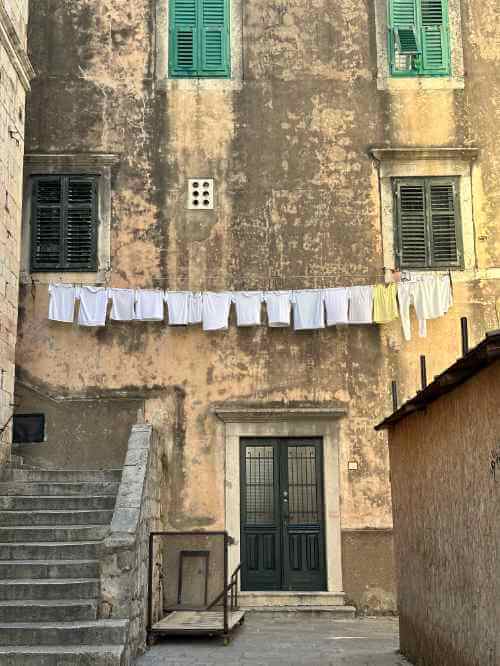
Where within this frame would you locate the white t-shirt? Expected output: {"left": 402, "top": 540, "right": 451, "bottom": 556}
{"left": 48, "top": 283, "right": 77, "bottom": 323}
{"left": 233, "top": 292, "right": 263, "bottom": 326}
{"left": 134, "top": 290, "right": 164, "bottom": 321}
{"left": 264, "top": 291, "right": 291, "bottom": 327}
{"left": 77, "top": 286, "right": 109, "bottom": 327}
{"left": 291, "top": 290, "right": 325, "bottom": 330}
{"left": 109, "top": 288, "right": 135, "bottom": 321}
{"left": 202, "top": 292, "right": 232, "bottom": 331}
{"left": 188, "top": 293, "right": 203, "bottom": 324}
{"left": 324, "top": 288, "right": 349, "bottom": 325}
{"left": 165, "top": 291, "right": 190, "bottom": 326}
{"left": 348, "top": 286, "right": 374, "bottom": 324}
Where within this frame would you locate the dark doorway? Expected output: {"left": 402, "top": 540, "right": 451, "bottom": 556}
{"left": 240, "top": 438, "right": 326, "bottom": 592}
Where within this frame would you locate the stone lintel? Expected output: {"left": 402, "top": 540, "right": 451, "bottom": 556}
{"left": 24, "top": 153, "right": 121, "bottom": 171}
{"left": 370, "top": 146, "right": 480, "bottom": 163}
{"left": 213, "top": 405, "right": 348, "bottom": 423}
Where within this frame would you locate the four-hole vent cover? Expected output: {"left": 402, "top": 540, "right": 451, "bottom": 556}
{"left": 187, "top": 179, "right": 214, "bottom": 210}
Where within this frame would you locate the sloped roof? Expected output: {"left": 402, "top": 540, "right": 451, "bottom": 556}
{"left": 375, "top": 330, "right": 500, "bottom": 430}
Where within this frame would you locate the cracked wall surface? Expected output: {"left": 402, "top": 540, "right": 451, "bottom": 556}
{"left": 12, "top": 0, "right": 500, "bottom": 611}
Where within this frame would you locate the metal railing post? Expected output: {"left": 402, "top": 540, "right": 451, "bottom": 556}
{"left": 147, "top": 533, "right": 154, "bottom": 633}
{"left": 223, "top": 532, "right": 229, "bottom": 635}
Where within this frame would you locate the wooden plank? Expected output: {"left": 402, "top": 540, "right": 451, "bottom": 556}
{"left": 152, "top": 610, "right": 245, "bottom": 635}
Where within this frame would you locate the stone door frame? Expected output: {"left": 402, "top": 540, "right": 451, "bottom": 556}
{"left": 214, "top": 406, "right": 346, "bottom": 595}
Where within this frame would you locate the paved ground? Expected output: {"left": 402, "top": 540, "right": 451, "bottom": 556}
{"left": 136, "top": 615, "right": 410, "bottom": 665}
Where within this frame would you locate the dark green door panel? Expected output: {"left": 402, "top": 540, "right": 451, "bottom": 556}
{"left": 240, "top": 438, "right": 326, "bottom": 592}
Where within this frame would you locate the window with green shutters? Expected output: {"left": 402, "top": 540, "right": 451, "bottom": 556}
{"left": 394, "top": 177, "right": 462, "bottom": 269}
{"left": 169, "top": 0, "right": 230, "bottom": 78}
{"left": 30, "top": 175, "right": 98, "bottom": 272}
{"left": 388, "top": 0, "right": 450, "bottom": 76}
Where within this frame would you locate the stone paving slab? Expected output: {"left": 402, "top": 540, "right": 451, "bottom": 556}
{"left": 136, "top": 615, "right": 410, "bottom": 665}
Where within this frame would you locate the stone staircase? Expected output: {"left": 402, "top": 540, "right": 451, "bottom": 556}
{"left": 0, "top": 466, "right": 129, "bottom": 665}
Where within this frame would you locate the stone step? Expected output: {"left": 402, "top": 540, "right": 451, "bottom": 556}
{"left": 0, "top": 599, "right": 97, "bottom": 622}
{"left": 0, "top": 541, "right": 100, "bottom": 561}
{"left": 239, "top": 591, "right": 347, "bottom": 607}
{"left": 0, "top": 619, "right": 129, "bottom": 646}
{"left": 0, "top": 578, "right": 99, "bottom": 601}
{"left": 0, "top": 495, "right": 116, "bottom": 511}
{"left": 0, "top": 644, "right": 124, "bottom": 665}
{"left": 0, "top": 559, "right": 99, "bottom": 579}
{"left": 0, "top": 525, "right": 109, "bottom": 542}
{"left": 0, "top": 509, "right": 114, "bottom": 526}
{"left": 0, "top": 482, "right": 120, "bottom": 497}
{"left": 7, "top": 469, "right": 122, "bottom": 483}
{"left": 246, "top": 605, "right": 357, "bottom": 618}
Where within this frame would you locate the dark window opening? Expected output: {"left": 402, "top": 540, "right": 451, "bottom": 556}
{"left": 13, "top": 414, "right": 45, "bottom": 444}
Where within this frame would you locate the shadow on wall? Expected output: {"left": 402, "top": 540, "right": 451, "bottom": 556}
{"left": 341, "top": 528, "right": 397, "bottom": 615}
{"left": 12, "top": 382, "right": 143, "bottom": 469}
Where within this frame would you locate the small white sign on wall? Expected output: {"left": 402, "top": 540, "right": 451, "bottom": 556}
{"left": 187, "top": 179, "right": 214, "bottom": 210}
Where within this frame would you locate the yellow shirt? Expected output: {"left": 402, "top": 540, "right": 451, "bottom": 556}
{"left": 373, "top": 283, "right": 399, "bottom": 324}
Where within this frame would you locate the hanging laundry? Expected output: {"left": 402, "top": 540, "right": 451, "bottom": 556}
{"left": 397, "top": 282, "right": 427, "bottom": 341}
{"left": 202, "top": 292, "right": 233, "bottom": 331}
{"left": 291, "top": 290, "right": 325, "bottom": 330}
{"left": 373, "top": 283, "right": 399, "bottom": 324}
{"left": 134, "top": 289, "right": 164, "bottom": 321}
{"left": 417, "top": 275, "right": 453, "bottom": 321}
{"left": 233, "top": 292, "right": 263, "bottom": 326}
{"left": 263, "top": 291, "right": 292, "bottom": 327}
{"left": 188, "top": 292, "right": 203, "bottom": 325}
{"left": 324, "top": 288, "right": 349, "bottom": 326}
{"left": 109, "top": 288, "right": 135, "bottom": 321}
{"left": 348, "top": 286, "right": 374, "bottom": 324}
{"left": 165, "top": 291, "right": 191, "bottom": 326}
{"left": 48, "top": 283, "right": 78, "bottom": 323}
{"left": 77, "top": 286, "right": 109, "bottom": 327}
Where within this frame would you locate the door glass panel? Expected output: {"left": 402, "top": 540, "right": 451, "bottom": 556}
{"left": 245, "top": 446, "right": 274, "bottom": 524}
{"left": 287, "top": 446, "right": 319, "bottom": 524}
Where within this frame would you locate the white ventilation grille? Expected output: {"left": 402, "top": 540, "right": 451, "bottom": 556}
{"left": 187, "top": 179, "right": 214, "bottom": 210}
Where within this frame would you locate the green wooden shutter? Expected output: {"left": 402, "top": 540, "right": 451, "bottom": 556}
{"left": 420, "top": 0, "right": 450, "bottom": 74}
{"left": 31, "top": 177, "right": 64, "bottom": 271}
{"left": 199, "top": 0, "right": 229, "bottom": 76}
{"left": 389, "top": 0, "right": 419, "bottom": 73}
{"left": 31, "top": 175, "right": 97, "bottom": 272}
{"left": 396, "top": 181, "right": 428, "bottom": 268}
{"left": 170, "top": 0, "right": 198, "bottom": 77}
{"left": 64, "top": 177, "right": 98, "bottom": 270}
{"left": 428, "top": 180, "right": 460, "bottom": 266}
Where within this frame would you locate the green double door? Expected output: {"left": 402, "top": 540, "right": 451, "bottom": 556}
{"left": 240, "top": 438, "right": 326, "bottom": 592}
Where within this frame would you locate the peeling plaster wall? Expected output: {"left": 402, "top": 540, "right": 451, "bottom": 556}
{"left": 15, "top": 0, "right": 500, "bottom": 611}
{"left": 388, "top": 362, "right": 499, "bottom": 666}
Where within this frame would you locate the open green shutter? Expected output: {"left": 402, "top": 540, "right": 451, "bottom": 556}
{"left": 396, "top": 181, "right": 428, "bottom": 268}
{"left": 31, "top": 177, "right": 64, "bottom": 271}
{"left": 420, "top": 0, "right": 450, "bottom": 74}
{"left": 428, "top": 180, "right": 459, "bottom": 266}
{"left": 170, "top": 0, "right": 198, "bottom": 77}
{"left": 64, "top": 177, "right": 98, "bottom": 270}
{"left": 200, "top": 0, "right": 229, "bottom": 76}
{"left": 389, "top": 0, "right": 419, "bottom": 72}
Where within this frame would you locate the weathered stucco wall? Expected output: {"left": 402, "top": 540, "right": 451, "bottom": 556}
{"left": 0, "top": 0, "right": 31, "bottom": 465}
{"left": 15, "top": 0, "right": 500, "bottom": 611}
{"left": 13, "top": 382, "right": 142, "bottom": 468}
{"left": 388, "top": 361, "right": 499, "bottom": 666}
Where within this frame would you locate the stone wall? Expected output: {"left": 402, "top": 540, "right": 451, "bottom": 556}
{"left": 100, "top": 422, "right": 168, "bottom": 660}
{"left": 388, "top": 362, "right": 499, "bottom": 665}
{"left": 0, "top": 0, "right": 32, "bottom": 465}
